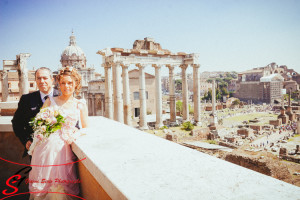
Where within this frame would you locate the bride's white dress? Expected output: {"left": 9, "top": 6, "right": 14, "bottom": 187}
{"left": 29, "top": 97, "right": 83, "bottom": 200}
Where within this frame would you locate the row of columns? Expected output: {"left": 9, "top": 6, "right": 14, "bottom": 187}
{"left": 104, "top": 62, "right": 201, "bottom": 129}
{"left": 88, "top": 93, "right": 104, "bottom": 116}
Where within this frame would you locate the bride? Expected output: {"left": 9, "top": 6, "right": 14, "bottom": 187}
{"left": 29, "top": 66, "right": 88, "bottom": 200}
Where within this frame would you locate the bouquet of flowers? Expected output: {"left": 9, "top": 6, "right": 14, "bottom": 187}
{"left": 28, "top": 106, "right": 65, "bottom": 155}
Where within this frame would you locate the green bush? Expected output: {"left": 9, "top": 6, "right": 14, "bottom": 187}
{"left": 182, "top": 121, "right": 194, "bottom": 131}
{"left": 208, "top": 140, "right": 217, "bottom": 145}
{"left": 176, "top": 100, "right": 183, "bottom": 115}
{"left": 160, "top": 126, "right": 168, "bottom": 130}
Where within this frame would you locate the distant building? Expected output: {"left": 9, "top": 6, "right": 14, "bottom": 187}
{"left": 228, "top": 79, "right": 238, "bottom": 92}
{"left": 235, "top": 67, "right": 284, "bottom": 104}
{"left": 234, "top": 62, "right": 300, "bottom": 104}
{"left": 87, "top": 79, "right": 105, "bottom": 116}
{"left": 60, "top": 32, "right": 96, "bottom": 98}
{"left": 129, "top": 69, "right": 155, "bottom": 117}
{"left": 0, "top": 70, "right": 36, "bottom": 101}
{"left": 86, "top": 69, "right": 156, "bottom": 118}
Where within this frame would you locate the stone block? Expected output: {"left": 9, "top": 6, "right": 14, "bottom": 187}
{"left": 190, "top": 128, "right": 209, "bottom": 139}
{"left": 279, "top": 148, "right": 287, "bottom": 156}
{"left": 249, "top": 125, "right": 262, "bottom": 131}
{"left": 205, "top": 106, "right": 212, "bottom": 111}
{"left": 269, "top": 119, "right": 282, "bottom": 126}
{"left": 237, "top": 128, "right": 254, "bottom": 138}
{"left": 166, "top": 134, "right": 178, "bottom": 142}
{"left": 111, "top": 48, "right": 124, "bottom": 52}
{"left": 217, "top": 104, "right": 223, "bottom": 110}
{"left": 224, "top": 136, "right": 236, "bottom": 143}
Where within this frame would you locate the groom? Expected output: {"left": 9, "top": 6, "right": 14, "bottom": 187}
{"left": 12, "top": 67, "right": 59, "bottom": 157}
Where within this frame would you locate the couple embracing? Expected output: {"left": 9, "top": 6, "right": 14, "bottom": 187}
{"left": 12, "top": 66, "right": 88, "bottom": 199}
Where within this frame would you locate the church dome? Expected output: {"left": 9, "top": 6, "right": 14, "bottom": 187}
{"left": 62, "top": 45, "right": 85, "bottom": 57}
{"left": 60, "top": 32, "right": 87, "bottom": 69}
{"left": 61, "top": 32, "right": 85, "bottom": 57}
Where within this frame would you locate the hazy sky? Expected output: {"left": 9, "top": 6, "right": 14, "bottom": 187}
{"left": 0, "top": 0, "right": 299, "bottom": 76}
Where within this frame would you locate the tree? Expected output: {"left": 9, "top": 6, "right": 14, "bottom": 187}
{"left": 220, "top": 87, "right": 229, "bottom": 96}
{"left": 224, "top": 77, "right": 233, "bottom": 84}
{"left": 176, "top": 100, "right": 183, "bottom": 115}
{"left": 206, "top": 78, "right": 213, "bottom": 83}
{"left": 202, "top": 89, "right": 212, "bottom": 101}
{"left": 175, "top": 79, "right": 182, "bottom": 91}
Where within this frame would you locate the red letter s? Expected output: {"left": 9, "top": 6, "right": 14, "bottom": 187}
{"left": 2, "top": 175, "right": 21, "bottom": 195}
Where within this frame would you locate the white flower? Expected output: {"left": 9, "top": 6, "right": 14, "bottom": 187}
{"left": 46, "top": 118, "right": 52, "bottom": 124}
{"left": 50, "top": 117, "right": 57, "bottom": 124}
{"left": 41, "top": 112, "right": 50, "bottom": 120}
{"left": 41, "top": 125, "right": 47, "bottom": 132}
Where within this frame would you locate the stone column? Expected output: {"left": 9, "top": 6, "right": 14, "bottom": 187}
{"left": 212, "top": 80, "right": 216, "bottom": 115}
{"left": 180, "top": 64, "right": 189, "bottom": 121}
{"left": 193, "top": 64, "right": 201, "bottom": 126}
{"left": 1, "top": 70, "right": 9, "bottom": 102}
{"left": 87, "top": 94, "right": 92, "bottom": 116}
{"left": 112, "top": 62, "right": 124, "bottom": 123}
{"left": 167, "top": 65, "right": 176, "bottom": 125}
{"left": 210, "top": 79, "right": 217, "bottom": 125}
{"left": 297, "top": 116, "right": 300, "bottom": 134}
{"left": 153, "top": 64, "right": 163, "bottom": 129}
{"left": 17, "top": 53, "right": 31, "bottom": 95}
{"left": 122, "top": 64, "right": 132, "bottom": 126}
{"left": 104, "top": 63, "right": 113, "bottom": 119}
{"left": 136, "top": 64, "right": 148, "bottom": 130}
{"left": 101, "top": 95, "right": 105, "bottom": 116}
{"left": 92, "top": 94, "right": 96, "bottom": 116}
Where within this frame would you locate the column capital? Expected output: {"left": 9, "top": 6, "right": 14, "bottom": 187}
{"left": 136, "top": 63, "right": 146, "bottom": 69}
{"left": 112, "top": 62, "right": 122, "bottom": 68}
{"left": 179, "top": 64, "right": 188, "bottom": 69}
{"left": 103, "top": 62, "right": 112, "bottom": 68}
{"left": 121, "top": 64, "right": 129, "bottom": 69}
{"left": 152, "top": 64, "right": 162, "bottom": 69}
{"left": 166, "top": 64, "right": 175, "bottom": 70}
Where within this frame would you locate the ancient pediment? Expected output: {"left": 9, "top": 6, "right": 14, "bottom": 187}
{"left": 133, "top": 37, "right": 163, "bottom": 51}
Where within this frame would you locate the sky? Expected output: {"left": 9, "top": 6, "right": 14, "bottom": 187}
{"left": 0, "top": 0, "right": 299, "bottom": 76}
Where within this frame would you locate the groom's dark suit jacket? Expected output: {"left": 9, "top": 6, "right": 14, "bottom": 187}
{"left": 12, "top": 90, "right": 60, "bottom": 157}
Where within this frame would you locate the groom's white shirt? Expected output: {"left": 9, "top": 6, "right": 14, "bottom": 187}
{"left": 40, "top": 88, "right": 54, "bottom": 103}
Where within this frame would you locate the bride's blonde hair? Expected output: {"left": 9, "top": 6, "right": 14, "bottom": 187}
{"left": 57, "top": 66, "right": 82, "bottom": 95}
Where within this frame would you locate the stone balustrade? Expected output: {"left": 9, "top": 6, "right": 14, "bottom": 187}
{"left": 1, "top": 116, "right": 300, "bottom": 199}
{"left": 0, "top": 101, "right": 18, "bottom": 116}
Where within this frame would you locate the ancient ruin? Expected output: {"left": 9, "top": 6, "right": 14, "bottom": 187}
{"left": 1, "top": 53, "right": 31, "bottom": 102}
{"left": 97, "top": 37, "right": 200, "bottom": 129}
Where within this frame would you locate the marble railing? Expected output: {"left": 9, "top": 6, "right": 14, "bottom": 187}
{"left": 0, "top": 116, "right": 300, "bottom": 200}
{"left": 0, "top": 101, "right": 18, "bottom": 116}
